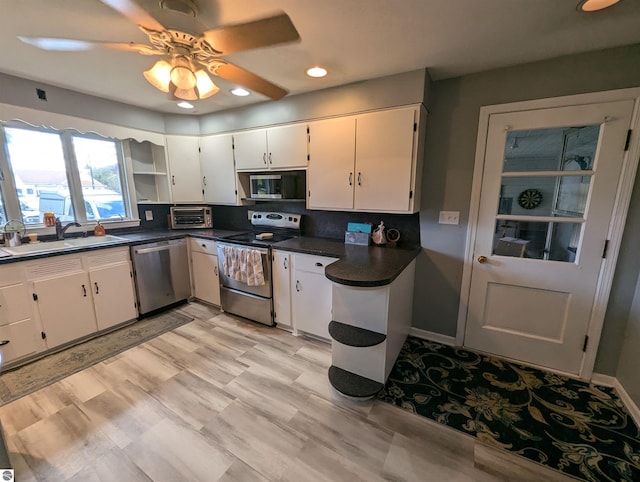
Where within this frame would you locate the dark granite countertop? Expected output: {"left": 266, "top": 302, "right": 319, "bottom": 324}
{"left": 0, "top": 228, "right": 245, "bottom": 264}
{"left": 324, "top": 244, "right": 421, "bottom": 287}
{"left": 272, "top": 236, "right": 346, "bottom": 258}
{"left": 0, "top": 228, "right": 420, "bottom": 287}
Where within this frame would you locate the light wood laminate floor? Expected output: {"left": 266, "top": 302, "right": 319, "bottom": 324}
{"left": 0, "top": 302, "right": 577, "bottom": 481}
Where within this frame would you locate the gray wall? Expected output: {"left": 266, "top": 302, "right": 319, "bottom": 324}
{"left": 199, "top": 69, "right": 428, "bottom": 134}
{"left": 0, "top": 71, "right": 172, "bottom": 134}
{"left": 616, "top": 266, "right": 640, "bottom": 406}
{"left": 411, "top": 44, "right": 640, "bottom": 376}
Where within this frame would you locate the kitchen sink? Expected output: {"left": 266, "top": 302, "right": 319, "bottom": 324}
{"left": 1, "top": 235, "right": 126, "bottom": 256}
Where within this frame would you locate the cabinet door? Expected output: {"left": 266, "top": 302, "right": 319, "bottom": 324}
{"left": 272, "top": 250, "right": 292, "bottom": 329}
{"left": 191, "top": 251, "right": 220, "bottom": 306}
{"left": 0, "top": 282, "right": 32, "bottom": 326}
{"left": 166, "top": 135, "right": 204, "bottom": 203}
{"left": 200, "top": 134, "right": 238, "bottom": 205}
{"left": 34, "top": 272, "right": 98, "bottom": 349}
{"left": 354, "top": 108, "right": 417, "bottom": 212}
{"left": 292, "top": 254, "right": 336, "bottom": 339}
{"left": 89, "top": 263, "right": 138, "bottom": 331}
{"left": 307, "top": 117, "right": 356, "bottom": 210}
{"left": 233, "top": 129, "right": 268, "bottom": 170}
{"left": 267, "top": 123, "right": 309, "bottom": 169}
{"left": 0, "top": 318, "right": 42, "bottom": 365}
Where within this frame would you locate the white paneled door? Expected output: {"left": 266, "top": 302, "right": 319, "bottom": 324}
{"left": 464, "top": 100, "right": 634, "bottom": 374}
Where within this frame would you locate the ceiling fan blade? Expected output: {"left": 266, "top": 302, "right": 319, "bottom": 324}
{"left": 214, "top": 63, "right": 288, "bottom": 100}
{"left": 201, "top": 13, "right": 300, "bottom": 55}
{"left": 18, "top": 37, "right": 161, "bottom": 55}
{"left": 100, "top": 0, "right": 165, "bottom": 31}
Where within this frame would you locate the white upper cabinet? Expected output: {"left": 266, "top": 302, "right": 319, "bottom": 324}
{"left": 200, "top": 134, "right": 238, "bottom": 205}
{"left": 307, "top": 106, "right": 424, "bottom": 213}
{"left": 165, "top": 135, "right": 204, "bottom": 203}
{"left": 354, "top": 107, "right": 418, "bottom": 212}
{"left": 307, "top": 116, "right": 356, "bottom": 210}
{"left": 234, "top": 124, "right": 308, "bottom": 171}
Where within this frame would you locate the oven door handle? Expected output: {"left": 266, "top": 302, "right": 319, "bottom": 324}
{"left": 217, "top": 242, "right": 270, "bottom": 255}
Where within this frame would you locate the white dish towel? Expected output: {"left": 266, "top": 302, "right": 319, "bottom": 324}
{"left": 221, "top": 245, "right": 265, "bottom": 286}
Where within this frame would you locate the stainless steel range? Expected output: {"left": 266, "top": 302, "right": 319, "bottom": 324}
{"left": 217, "top": 212, "right": 301, "bottom": 326}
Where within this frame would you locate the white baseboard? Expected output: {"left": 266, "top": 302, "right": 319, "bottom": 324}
{"left": 409, "top": 327, "right": 456, "bottom": 346}
{"left": 592, "top": 373, "right": 640, "bottom": 429}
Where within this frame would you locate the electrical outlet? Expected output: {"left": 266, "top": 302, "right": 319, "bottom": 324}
{"left": 145, "top": 210, "right": 153, "bottom": 221}
{"left": 439, "top": 211, "right": 460, "bottom": 225}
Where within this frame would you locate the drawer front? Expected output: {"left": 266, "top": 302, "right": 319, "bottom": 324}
{"left": 190, "top": 237, "right": 218, "bottom": 255}
{"left": 294, "top": 253, "right": 338, "bottom": 274}
{"left": 0, "top": 318, "right": 42, "bottom": 364}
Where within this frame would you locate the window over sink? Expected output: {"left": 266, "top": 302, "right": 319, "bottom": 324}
{"left": 0, "top": 122, "right": 134, "bottom": 228}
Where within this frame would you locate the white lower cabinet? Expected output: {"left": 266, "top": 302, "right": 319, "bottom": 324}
{"left": 272, "top": 249, "right": 292, "bottom": 330}
{"left": 190, "top": 238, "right": 220, "bottom": 306}
{"left": 0, "top": 265, "right": 42, "bottom": 364}
{"left": 26, "top": 247, "right": 137, "bottom": 351}
{"left": 33, "top": 271, "right": 98, "bottom": 348}
{"left": 85, "top": 248, "right": 138, "bottom": 331}
{"left": 291, "top": 253, "right": 338, "bottom": 340}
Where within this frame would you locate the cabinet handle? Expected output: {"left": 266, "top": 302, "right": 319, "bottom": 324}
{"left": 0, "top": 340, "right": 9, "bottom": 346}
{"left": 295, "top": 280, "right": 300, "bottom": 292}
{"left": 94, "top": 282, "right": 99, "bottom": 294}
{"left": 82, "top": 284, "right": 87, "bottom": 297}
{"left": 315, "top": 262, "right": 323, "bottom": 267}
{"left": 349, "top": 172, "right": 353, "bottom": 186}
{"left": 203, "top": 176, "right": 207, "bottom": 186}
{"left": 269, "top": 153, "right": 272, "bottom": 164}
{"left": 263, "top": 153, "right": 267, "bottom": 164}
{"left": 172, "top": 175, "right": 176, "bottom": 185}
{"left": 357, "top": 172, "right": 362, "bottom": 186}
{"left": 214, "top": 266, "right": 218, "bottom": 276}
{"left": 284, "top": 258, "right": 288, "bottom": 270}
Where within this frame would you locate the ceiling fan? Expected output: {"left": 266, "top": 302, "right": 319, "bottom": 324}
{"left": 18, "top": 0, "right": 301, "bottom": 101}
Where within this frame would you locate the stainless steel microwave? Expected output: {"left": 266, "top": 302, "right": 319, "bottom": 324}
{"left": 250, "top": 174, "right": 297, "bottom": 199}
{"left": 170, "top": 206, "right": 213, "bottom": 229}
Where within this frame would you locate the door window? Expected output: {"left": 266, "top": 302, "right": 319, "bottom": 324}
{"left": 494, "top": 125, "right": 599, "bottom": 262}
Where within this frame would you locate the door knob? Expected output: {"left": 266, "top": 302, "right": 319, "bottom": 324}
{"left": 477, "top": 255, "right": 488, "bottom": 264}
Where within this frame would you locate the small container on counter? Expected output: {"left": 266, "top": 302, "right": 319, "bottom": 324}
{"left": 43, "top": 212, "right": 56, "bottom": 227}
{"left": 94, "top": 221, "right": 106, "bottom": 236}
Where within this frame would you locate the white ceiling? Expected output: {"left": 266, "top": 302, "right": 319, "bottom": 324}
{"left": 2, "top": 0, "right": 640, "bottom": 115}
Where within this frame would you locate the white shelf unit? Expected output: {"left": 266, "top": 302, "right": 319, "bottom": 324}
{"left": 125, "top": 139, "right": 171, "bottom": 203}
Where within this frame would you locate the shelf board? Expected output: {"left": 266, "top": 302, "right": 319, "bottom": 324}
{"left": 133, "top": 171, "right": 167, "bottom": 176}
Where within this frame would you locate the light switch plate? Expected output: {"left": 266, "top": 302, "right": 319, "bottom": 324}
{"left": 439, "top": 211, "right": 460, "bottom": 225}
{"left": 145, "top": 210, "right": 153, "bottom": 221}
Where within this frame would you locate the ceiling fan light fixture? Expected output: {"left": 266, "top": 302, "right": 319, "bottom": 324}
{"left": 172, "top": 86, "right": 198, "bottom": 101}
{"left": 195, "top": 70, "right": 219, "bottom": 99}
{"left": 143, "top": 60, "right": 172, "bottom": 92}
{"left": 577, "top": 0, "right": 622, "bottom": 11}
{"left": 170, "top": 56, "right": 197, "bottom": 90}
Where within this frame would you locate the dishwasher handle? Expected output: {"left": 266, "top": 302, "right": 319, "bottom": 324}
{"left": 134, "top": 243, "right": 182, "bottom": 255}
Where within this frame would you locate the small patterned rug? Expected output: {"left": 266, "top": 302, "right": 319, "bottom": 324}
{"left": 0, "top": 310, "right": 194, "bottom": 406}
{"left": 379, "top": 337, "right": 640, "bottom": 482}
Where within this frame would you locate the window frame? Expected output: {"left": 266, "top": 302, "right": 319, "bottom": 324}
{"left": 0, "top": 121, "right": 139, "bottom": 232}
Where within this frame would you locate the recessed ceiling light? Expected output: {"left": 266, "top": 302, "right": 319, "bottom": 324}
{"left": 231, "top": 87, "right": 250, "bottom": 97}
{"left": 177, "top": 101, "right": 194, "bottom": 109}
{"left": 577, "top": 0, "right": 622, "bottom": 11}
{"left": 306, "top": 66, "right": 328, "bottom": 78}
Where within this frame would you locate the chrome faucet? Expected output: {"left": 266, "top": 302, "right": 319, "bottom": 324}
{"left": 55, "top": 218, "right": 81, "bottom": 240}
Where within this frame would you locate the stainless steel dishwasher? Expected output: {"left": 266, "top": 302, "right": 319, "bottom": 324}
{"left": 131, "top": 238, "right": 191, "bottom": 315}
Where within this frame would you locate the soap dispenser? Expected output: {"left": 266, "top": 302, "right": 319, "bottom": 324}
{"left": 94, "top": 221, "right": 106, "bottom": 236}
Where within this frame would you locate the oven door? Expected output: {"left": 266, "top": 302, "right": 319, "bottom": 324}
{"left": 217, "top": 242, "right": 272, "bottom": 298}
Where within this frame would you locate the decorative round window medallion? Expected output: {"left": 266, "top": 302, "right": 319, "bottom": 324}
{"left": 517, "top": 189, "right": 543, "bottom": 209}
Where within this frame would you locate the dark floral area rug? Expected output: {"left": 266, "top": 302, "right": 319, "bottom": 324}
{"left": 379, "top": 337, "right": 640, "bottom": 482}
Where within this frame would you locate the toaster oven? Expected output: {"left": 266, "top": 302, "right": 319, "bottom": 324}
{"left": 170, "top": 206, "right": 213, "bottom": 229}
